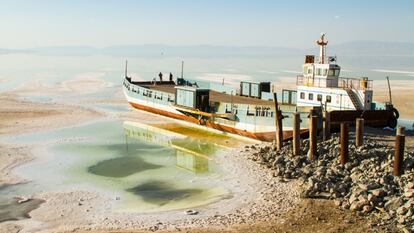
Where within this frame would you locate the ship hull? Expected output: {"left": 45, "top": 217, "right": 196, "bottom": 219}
{"left": 123, "top": 77, "right": 396, "bottom": 142}
{"left": 126, "top": 100, "right": 288, "bottom": 141}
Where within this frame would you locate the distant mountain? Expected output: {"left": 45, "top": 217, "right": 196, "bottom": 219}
{"left": 0, "top": 48, "right": 31, "bottom": 54}
{"left": 1, "top": 41, "right": 413, "bottom": 57}
{"left": 100, "top": 44, "right": 303, "bottom": 58}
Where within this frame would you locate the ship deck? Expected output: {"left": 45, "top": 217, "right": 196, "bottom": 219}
{"left": 140, "top": 84, "right": 274, "bottom": 106}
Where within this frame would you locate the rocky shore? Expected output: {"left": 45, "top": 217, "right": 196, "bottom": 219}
{"left": 247, "top": 134, "right": 414, "bottom": 233}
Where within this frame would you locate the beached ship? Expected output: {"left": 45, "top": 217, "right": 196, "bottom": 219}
{"left": 123, "top": 34, "right": 399, "bottom": 142}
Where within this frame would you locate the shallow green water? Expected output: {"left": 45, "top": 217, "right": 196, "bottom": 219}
{"left": 6, "top": 120, "right": 240, "bottom": 213}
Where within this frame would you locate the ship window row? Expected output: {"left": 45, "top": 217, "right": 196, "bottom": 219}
{"left": 128, "top": 84, "right": 174, "bottom": 103}
{"left": 299, "top": 92, "right": 331, "bottom": 103}
{"left": 304, "top": 68, "right": 341, "bottom": 77}
{"left": 227, "top": 105, "right": 275, "bottom": 117}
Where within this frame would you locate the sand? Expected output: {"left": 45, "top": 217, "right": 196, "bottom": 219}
{"left": 0, "top": 94, "right": 103, "bottom": 185}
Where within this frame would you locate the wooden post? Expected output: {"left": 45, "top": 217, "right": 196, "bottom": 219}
{"left": 292, "top": 112, "right": 300, "bottom": 156}
{"left": 355, "top": 118, "right": 364, "bottom": 147}
{"left": 394, "top": 135, "right": 405, "bottom": 176}
{"left": 273, "top": 93, "right": 283, "bottom": 150}
{"left": 308, "top": 115, "right": 317, "bottom": 160}
{"left": 396, "top": 126, "right": 405, "bottom": 136}
{"left": 323, "top": 111, "right": 331, "bottom": 141}
{"left": 340, "top": 122, "right": 349, "bottom": 165}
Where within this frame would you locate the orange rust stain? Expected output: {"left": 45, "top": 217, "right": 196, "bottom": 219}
{"left": 128, "top": 101, "right": 309, "bottom": 142}
{"left": 128, "top": 102, "right": 199, "bottom": 124}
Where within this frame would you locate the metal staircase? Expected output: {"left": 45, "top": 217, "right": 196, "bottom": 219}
{"left": 345, "top": 88, "right": 362, "bottom": 110}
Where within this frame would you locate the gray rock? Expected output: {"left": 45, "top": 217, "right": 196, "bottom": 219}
{"left": 384, "top": 197, "right": 403, "bottom": 211}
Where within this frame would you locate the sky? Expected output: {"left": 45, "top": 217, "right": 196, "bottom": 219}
{"left": 0, "top": 0, "right": 413, "bottom": 49}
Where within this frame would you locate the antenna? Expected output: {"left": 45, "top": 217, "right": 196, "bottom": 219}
{"left": 316, "top": 33, "right": 328, "bottom": 64}
{"left": 125, "top": 60, "right": 128, "bottom": 78}
{"left": 181, "top": 61, "right": 184, "bottom": 79}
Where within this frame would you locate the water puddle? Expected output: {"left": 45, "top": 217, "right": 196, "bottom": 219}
{"left": 0, "top": 197, "right": 44, "bottom": 223}
{"left": 4, "top": 120, "right": 244, "bottom": 213}
{"left": 126, "top": 181, "right": 203, "bottom": 206}
{"left": 88, "top": 156, "right": 163, "bottom": 178}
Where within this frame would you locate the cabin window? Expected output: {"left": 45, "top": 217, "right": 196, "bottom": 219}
{"left": 328, "top": 69, "right": 340, "bottom": 76}
{"left": 308, "top": 93, "right": 314, "bottom": 100}
{"left": 317, "top": 94, "right": 322, "bottom": 102}
{"left": 323, "top": 69, "right": 328, "bottom": 76}
{"left": 316, "top": 68, "right": 321, "bottom": 76}
{"left": 225, "top": 104, "right": 232, "bottom": 113}
{"left": 300, "top": 92, "right": 305, "bottom": 99}
{"left": 326, "top": 95, "right": 332, "bottom": 103}
{"left": 307, "top": 68, "right": 313, "bottom": 74}
{"left": 247, "top": 106, "right": 254, "bottom": 116}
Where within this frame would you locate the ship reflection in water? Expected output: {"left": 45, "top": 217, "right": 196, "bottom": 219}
{"left": 123, "top": 121, "right": 217, "bottom": 174}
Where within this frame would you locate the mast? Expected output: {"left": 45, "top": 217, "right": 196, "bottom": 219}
{"left": 316, "top": 33, "right": 328, "bottom": 64}
{"left": 386, "top": 76, "right": 392, "bottom": 104}
{"left": 125, "top": 60, "right": 128, "bottom": 78}
{"left": 181, "top": 60, "right": 184, "bottom": 79}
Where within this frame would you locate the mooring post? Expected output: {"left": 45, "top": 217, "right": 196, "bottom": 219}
{"left": 292, "top": 112, "right": 301, "bottom": 156}
{"left": 340, "top": 122, "right": 349, "bottom": 165}
{"left": 355, "top": 118, "right": 364, "bottom": 147}
{"left": 308, "top": 115, "right": 317, "bottom": 160}
{"left": 394, "top": 134, "right": 405, "bottom": 176}
{"left": 396, "top": 126, "right": 405, "bottom": 136}
{"left": 273, "top": 93, "right": 283, "bottom": 150}
{"left": 276, "top": 109, "right": 283, "bottom": 150}
{"left": 323, "top": 111, "right": 331, "bottom": 141}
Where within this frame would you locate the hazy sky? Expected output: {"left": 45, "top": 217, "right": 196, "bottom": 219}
{"left": 1, "top": 0, "right": 413, "bottom": 49}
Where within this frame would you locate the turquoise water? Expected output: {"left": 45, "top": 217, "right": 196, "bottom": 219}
{"left": 4, "top": 120, "right": 239, "bottom": 213}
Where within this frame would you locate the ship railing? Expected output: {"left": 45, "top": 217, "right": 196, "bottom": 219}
{"left": 296, "top": 75, "right": 372, "bottom": 90}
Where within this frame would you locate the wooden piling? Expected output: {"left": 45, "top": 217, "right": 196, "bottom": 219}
{"left": 340, "top": 122, "right": 349, "bottom": 165}
{"left": 323, "top": 111, "right": 331, "bottom": 141}
{"left": 394, "top": 135, "right": 405, "bottom": 176}
{"left": 355, "top": 118, "right": 364, "bottom": 147}
{"left": 292, "top": 112, "right": 300, "bottom": 156}
{"left": 396, "top": 126, "right": 405, "bottom": 136}
{"left": 273, "top": 93, "right": 283, "bottom": 150}
{"left": 308, "top": 115, "right": 317, "bottom": 160}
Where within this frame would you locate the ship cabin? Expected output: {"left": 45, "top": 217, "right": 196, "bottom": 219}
{"left": 175, "top": 85, "right": 211, "bottom": 113}
{"left": 296, "top": 33, "right": 373, "bottom": 111}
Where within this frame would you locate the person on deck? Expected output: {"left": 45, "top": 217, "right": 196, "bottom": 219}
{"left": 169, "top": 73, "right": 173, "bottom": 82}
{"left": 159, "top": 72, "right": 163, "bottom": 82}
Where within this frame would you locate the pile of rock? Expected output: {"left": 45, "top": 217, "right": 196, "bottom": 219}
{"left": 247, "top": 135, "right": 414, "bottom": 232}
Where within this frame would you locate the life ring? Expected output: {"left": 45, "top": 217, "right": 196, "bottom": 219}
{"left": 388, "top": 116, "right": 397, "bottom": 129}
{"left": 392, "top": 107, "right": 399, "bottom": 119}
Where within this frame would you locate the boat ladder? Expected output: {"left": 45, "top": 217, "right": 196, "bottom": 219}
{"left": 345, "top": 88, "right": 362, "bottom": 110}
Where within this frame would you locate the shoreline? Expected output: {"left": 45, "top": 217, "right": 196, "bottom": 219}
{"left": 3, "top": 134, "right": 302, "bottom": 233}
{"left": 0, "top": 90, "right": 412, "bottom": 233}
{"left": 0, "top": 91, "right": 302, "bottom": 233}
{"left": 0, "top": 94, "right": 104, "bottom": 185}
